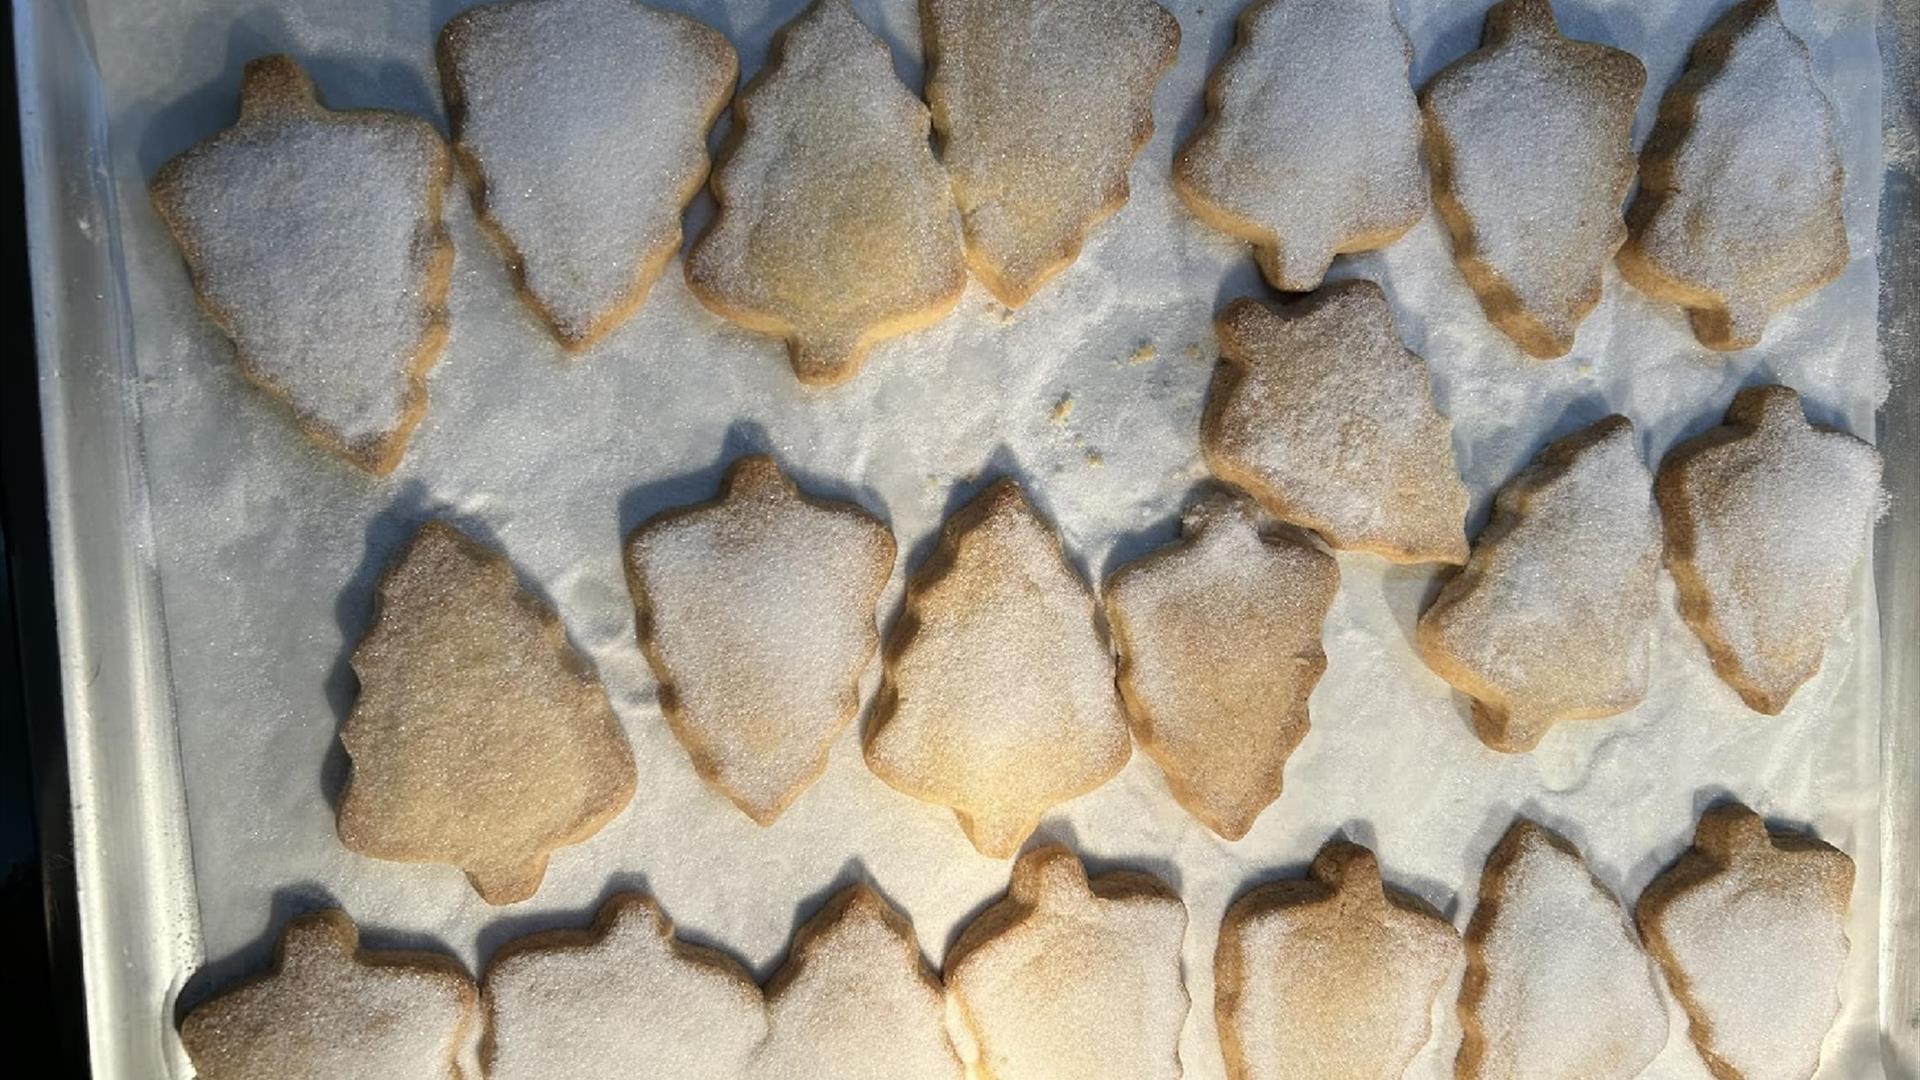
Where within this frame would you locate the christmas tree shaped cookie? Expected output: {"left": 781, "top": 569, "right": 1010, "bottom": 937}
{"left": 483, "top": 894, "right": 766, "bottom": 1080}
{"left": 946, "top": 846, "right": 1188, "bottom": 1080}
{"left": 923, "top": 0, "right": 1179, "bottom": 306}
{"left": 1216, "top": 842, "right": 1462, "bottom": 1080}
{"left": 1620, "top": 1, "right": 1848, "bottom": 351}
{"left": 179, "top": 910, "right": 475, "bottom": 1080}
{"left": 1420, "top": 0, "right": 1645, "bottom": 358}
{"left": 1657, "top": 386, "right": 1880, "bottom": 713}
{"left": 1104, "top": 494, "right": 1339, "bottom": 840}
{"left": 685, "top": 0, "right": 966, "bottom": 385}
{"left": 1174, "top": 0, "right": 1426, "bottom": 292}
{"left": 1458, "top": 821, "right": 1669, "bottom": 1080}
{"left": 752, "top": 885, "right": 964, "bottom": 1080}
{"left": 439, "top": 0, "right": 737, "bottom": 349}
{"left": 864, "top": 481, "right": 1129, "bottom": 857}
{"left": 151, "top": 55, "right": 453, "bottom": 474}
{"left": 1202, "top": 283, "right": 1470, "bottom": 564}
{"left": 1637, "top": 804, "right": 1854, "bottom": 1080}
{"left": 338, "top": 521, "right": 637, "bottom": 904}
{"left": 1418, "top": 417, "right": 1661, "bottom": 751}
{"left": 625, "top": 457, "right": 895, "bottom": 824}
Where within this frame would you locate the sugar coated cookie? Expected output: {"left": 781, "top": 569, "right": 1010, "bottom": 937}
{"left": 1202, "top": 283, "right": 1470, "bottom": 564}
{"left": 1656, "top": 386, "right": 1881, "bottom": 714}
{"left": 1619, "top": 0, "right": 1848, "bottom": 351}
{"left": 865, "top": 480, "right": 1129, "bottom": 857}
{"left": 1174, "top": 0, "right": 1425, "bottom": 292}
{"left": 484, "top": 894, "right": 765, "bottom": 1080}
{"left": 338, "top": 521, "right": 637, "bottom": 904}
{"left": 625, "top": 456, "right": 895, "bottom": 824}
{"left": 1637, "top": 804, "right": 1853, "bottom": 1080}
{"left": 923, "top": 0, "right": 1178, "bottom": 307}
{"left": 946, "top": 846, "right": 1188, "bottom": 1080}
{"left": 179, "top": 910, "right": 475, "bottom": 1080}
{"left": 1458, "top": 821, "right": 1668, "bottom": 1080}
{"left": 685, "top": 0, "right": 966, "bottom": 385}
{"left": 1420, "top": 0, "right": 1645, "bottom": 359}
{"left": 439, "top": 0, "right": 737, "bottom": 349}
{"left": 1216, "top": 841, "right": 1462, "bottom": 1080}
{"left": 1104, "top": 493, "right": 1339, "bottom": 839}
{"left": 1417, "top": 416, "right": 1661, "bottom": 752}
{"left": 753, "top": 885, "right": 964, "bottom": 1080}
{"left": 150, "top": 55, "right": 453, "bottom": 474}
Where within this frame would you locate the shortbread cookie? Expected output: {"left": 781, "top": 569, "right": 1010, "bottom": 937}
{"left": 685, "top": 0, "right": 966, "bottom": 385}
{"left": 180, "top": 910, "right": 475, "bottom": 1080}
{"left": 338, "top": 521, "right": 637, "bottom": 904}
{"left": 1217, "top": 842, "right": 1462, "bottom": 1080}
{"left": 439, "top": 0, "right": 737, "bottom": 349}
{"left": 1620, "top": 1, "right": 1848, "bottom": 351}
{"left": 625, "top": 457, "right": 895, "bottom": 824}
{"left": 923, "top": 0, "right": 1178, "bottom": 307}
{"left": 1637, "top": 805, "right": 1853, "bottom": 1080}
{"left": 753, "top": 885, "right": 964, "bottom": 1080}
{"left": 1104, "top": 494, "right": 1339, "bottom": 839}
{"left": 1201, "top": 283, "right": 1470, "bottom": 564}
{"left": 151, "top": 55, "right": 453, "bottom": 474}
{"left": 1417, "top": 417, "right": 1661, "bottom": 752}
{"left": 483, "top": 894, "right": 765, "bottom": 1080}
{"left": 947, "top": 846, "right": 1188, "bottom": 1080}
{"left": 1420, "top": 0, "right": 1645, "bottom": 359}
{"left": 865, "top": 480, "right": 1129, "bottom": 857}
{"left": 1657, "top": 386, "right": 1880, "bottom": 713}
{"left": 1458, "top": 821, "right": 1668, "bottom": 1080}
{"left": 1174, "top": 0, "right": 1425, "bottom": 292}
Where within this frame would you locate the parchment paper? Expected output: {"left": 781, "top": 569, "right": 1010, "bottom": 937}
{"left": 88, "top": 0, "right": 1887, "bottom": 1075}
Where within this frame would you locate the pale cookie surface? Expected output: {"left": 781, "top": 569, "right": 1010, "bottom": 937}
{"left": 483, "top": 894, "right": 765, "bottom": 1080}
{"left": 440, "top": 0, "right": 737, "bottom": 349}
{"left": 1173, "top": 0, "right": 1425, "bottom": 292}
{"left": 1104, "top": 494, "right": 1339, "bottom": 840}
{"left": 1620, "top": 0, "right": 1848, "bottom": 351}
{"left": 1201, "top": 282, "right": 1470, "bottom": 564}
{"left": 923, "top": 0, "right": 1178, "bottom": 307}
{"left": 865, "top": 480, "right": 1129, "bottom": 857}
{"left": 1420, "top": 0, "right": 1645, "bottom": 359}
{"left": 1637, "top": 804, "right": 1854, "bottom": 1080}
{"left": 1216, "top": 842, "right": 1462, "bottom": 1080}
{"left": 180, "top": 910, "right": 475, "bottom": 1080}
{"left": 338, "top": 521, "right": 637, "bottom": 904}
{"left": 625, "top": 456, "right": 895, "bottom": 824}
{"left": 1458, "top": 821, "right": 1668, "bottom": 1080}
{"left": 751, "top": 885, "right": 964, "bottom": 1080}
{"left": 1417, "top": 416, "right": 1661, "bottom": 752}
{"left": 946, "top": 846, "right": 1188, "bottom": 1080}
{"left": 1656, "top": 385, "right": 1880, "bottom": 714}
{"left": 149, "top": 55, "right": 452, "bottom": 474}
{"left": 684, "top": 0, "right": 966, "bottom": 385}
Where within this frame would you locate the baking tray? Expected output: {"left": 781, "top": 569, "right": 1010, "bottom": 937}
{"left": 18, "top": 0, "right": 1919, "bottom": 1075}
{"left": 18, "top": 0, "right": 201, "bottom": 1075}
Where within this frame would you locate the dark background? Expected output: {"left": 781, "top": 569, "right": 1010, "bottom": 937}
{"left": 1, "top": 7, "right": 92, "bottom": 1075}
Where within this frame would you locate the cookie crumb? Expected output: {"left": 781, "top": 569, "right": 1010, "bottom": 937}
{"left": 1127, "top": 342, "right": 1157, "bottom": 365}
{"left": 1052, "top": 394, "right": 1075, "bottom": 423}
